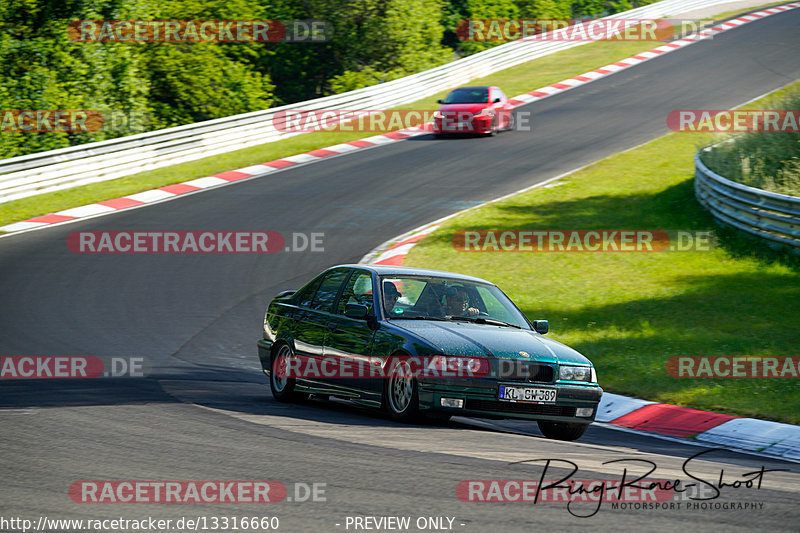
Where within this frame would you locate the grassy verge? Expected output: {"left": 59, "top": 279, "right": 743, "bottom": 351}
{"left": 700, "top": 87, "right": 800, "bottom": 195}
{"left": 404, "top": 82, "right": 800, "bottom": 425}
{"left": 2, "top": 2, "right": 778, "bottom": 229}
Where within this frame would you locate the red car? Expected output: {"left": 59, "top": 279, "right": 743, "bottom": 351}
{"left": 433, "top": 86, "right": 512, "bottom": 136}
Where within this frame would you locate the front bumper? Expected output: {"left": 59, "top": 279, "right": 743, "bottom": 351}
{"left": 257, "top": 338, "right": 273, "bottom": 373}
{"left": 434, "top": 116, "right": 493, "bottom": 134}
{"left": 418, "top": 380, "right": 602, "bottom": 424}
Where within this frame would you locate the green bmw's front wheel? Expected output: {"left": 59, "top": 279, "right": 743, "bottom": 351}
{"left": 385, "top": 357, "right": 419, "bottom": 422}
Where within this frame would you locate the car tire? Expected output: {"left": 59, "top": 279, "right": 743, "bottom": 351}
{"left": 384, "top": 356, "right": 420, "bottom": 422}
{"left": 537, "top": 421, "right": 589, "bottom": 441}
{"left": 270, "top": 344, "right": 304, "bottom": 403}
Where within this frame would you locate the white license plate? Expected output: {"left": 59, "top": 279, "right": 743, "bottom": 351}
{"left": 499, "top": 385, "right": 557, "bottom": 403}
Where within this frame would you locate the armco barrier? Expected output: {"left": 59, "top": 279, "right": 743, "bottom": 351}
{"left": 694, "top": 148, "right": 800, "bottom": 253}
{"left": 0, "top": 0, "right": 772, "bottom": 203}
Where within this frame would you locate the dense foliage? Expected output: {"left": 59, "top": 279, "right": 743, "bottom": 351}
{"left": 0, "top": 0, "right": 658, "bottom": 158}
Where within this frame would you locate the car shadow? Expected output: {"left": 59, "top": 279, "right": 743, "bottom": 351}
{"left": 406, "top": 132, "right": 495, "bottom": 140}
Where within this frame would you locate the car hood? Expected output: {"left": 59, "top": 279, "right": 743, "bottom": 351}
{"left": 389, "top": 320, "right": 590, "bottom": 365}
{"left": 437, "top": 103, "right": 489, "bottom": 115}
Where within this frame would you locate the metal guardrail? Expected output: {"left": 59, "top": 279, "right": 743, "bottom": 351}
{"left": 0, "top": 0, "right": 741, "bottom": 203}
{"left": 694, "top": 148, "right": 800, "bottom": 253}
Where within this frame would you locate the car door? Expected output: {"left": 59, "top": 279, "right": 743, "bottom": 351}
{"left": 293, "top": 268, "right": 349, "bottom": 389}
{"left": 324, "top": 269, "right": 380, "bottom": 399}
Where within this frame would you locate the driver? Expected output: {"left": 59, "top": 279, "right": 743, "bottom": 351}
{"left": 443, "top": 286, "right": 480, "bottom": 317}
{"left": 383, "top": 281, "right": 402, "bottom": 314}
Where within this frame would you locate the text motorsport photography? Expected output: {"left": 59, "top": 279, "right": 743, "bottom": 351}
{"left": 458, "top": 449, "right": 785, "bottom": 518}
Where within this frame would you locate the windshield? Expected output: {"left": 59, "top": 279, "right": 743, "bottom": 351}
{"left": 443, "top": 88, "right": 488, "bottom": 104}
{"left": 379, "top": 275, "right": 531, "bottom": 329}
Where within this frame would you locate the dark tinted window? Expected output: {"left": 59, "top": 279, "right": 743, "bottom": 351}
{"left": 294, "top": 276, "right": 324, "bottom": 308}
{"left": 444, "top": 88, "right": 489, "bottom": 104}
{"left": 309, "top": 269, "right": 349, "bottom": 312}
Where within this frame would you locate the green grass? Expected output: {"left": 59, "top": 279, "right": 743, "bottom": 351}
{"left": 403, "top": 84, "right": 800, "bottom": 425}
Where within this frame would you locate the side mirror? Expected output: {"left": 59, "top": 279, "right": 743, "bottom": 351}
{"left": 533, "top": 320, "right": 549, "bottom": 334}
{"left": 493, "top": 97, "right": 501, "bottom": 103}
{"left": 344, "top": 303, "right": 368, "bottom": 319}
{"left": 437, "top": 99, "right": 444, "bottom": 104}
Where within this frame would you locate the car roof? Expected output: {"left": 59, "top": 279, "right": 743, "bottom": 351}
{"left": 331, "top": 264, "right": 494, "bottom": 285}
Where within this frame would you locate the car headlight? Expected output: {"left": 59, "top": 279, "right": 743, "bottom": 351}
{"left": 473, "top": 108, "right": 495, "bottom": 118}
{"left": 559, "top": 365, "right": 592, "bottom": 382}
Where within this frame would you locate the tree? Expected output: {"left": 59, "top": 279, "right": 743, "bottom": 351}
{"left": 264, "top": 0, "right": 451, "bottom": 102}
{"left": 0, "top": 0, "right": 275, "bottom": 158}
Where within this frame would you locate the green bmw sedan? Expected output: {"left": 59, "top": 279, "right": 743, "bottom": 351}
{"left": 258, "top": 264, "right": 602, "bottom": 441}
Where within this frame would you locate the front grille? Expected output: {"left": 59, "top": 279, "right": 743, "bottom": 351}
{"left": 496, "top": 361, "right": 554, "bottom": 383}
{"left": 466, "top": 399, "right": 575, "bottom": 417}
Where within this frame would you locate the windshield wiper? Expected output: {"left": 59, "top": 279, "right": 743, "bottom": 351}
{"left": 445, "top": 316, "right": 522, "bottom": 329}
{"left": 390, "top": 315, "right": 450, "bottom": 321}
